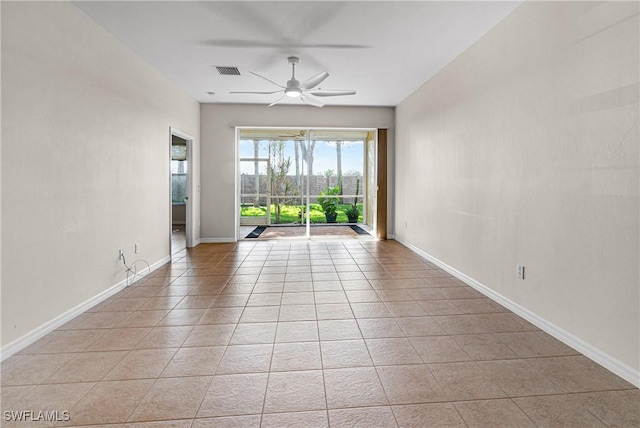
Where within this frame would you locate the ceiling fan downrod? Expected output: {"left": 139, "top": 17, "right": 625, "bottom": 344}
{"left": 286, "top": 56, "right": 301, "bottom": 98}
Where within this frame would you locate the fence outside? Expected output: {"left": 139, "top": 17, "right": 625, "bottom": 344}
{"left": 240, "top": 174, "right": 363, "bottom": 205}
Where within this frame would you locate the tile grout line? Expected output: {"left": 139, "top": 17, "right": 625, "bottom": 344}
{"left": 308, "top": 242, "right": 332, "bottom": 427}
{"left": 507, "top": 397, "right": 546, "bottom": 428}
{"left": 257, "top": 243, "right": 286, "bottom": 426}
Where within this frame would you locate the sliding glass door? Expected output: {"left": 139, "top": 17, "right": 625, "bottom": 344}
{"left": 238, "top": 128, "right": 373, "bottom": 238}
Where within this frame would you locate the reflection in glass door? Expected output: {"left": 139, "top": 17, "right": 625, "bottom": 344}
{"left": 239, "top": 157, "right": 270, "bottom": 226}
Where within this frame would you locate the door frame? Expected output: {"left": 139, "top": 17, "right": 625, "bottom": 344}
{"left": 170, "top": 127, "right": 194, "bottom": 255}
{"left": 375, "top": 129, "right": 387, "bottom": 240}
{"left": 235, "top": 126, "right": 379, "bottom": 240}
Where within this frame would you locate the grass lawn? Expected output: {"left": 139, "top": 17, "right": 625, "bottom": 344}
{"left": 241, "top": 203, "right": 363, "bottom": 224}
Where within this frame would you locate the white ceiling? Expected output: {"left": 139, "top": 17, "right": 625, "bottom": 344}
{"left": 73, "top": 1, "right": 522, "bottom": 107}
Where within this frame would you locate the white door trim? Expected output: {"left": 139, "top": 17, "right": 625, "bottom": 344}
{"left": 170, "top": 127, "right": 195, "bottom": 252}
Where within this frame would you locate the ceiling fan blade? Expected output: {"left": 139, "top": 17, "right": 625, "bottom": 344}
{"left": 300, "top": 94, "right": 324, "bottom": 108}
{"left": 301, "top": 71, "right": 329, "bottom": 90}
{"left": 202, "top": 40, "right": 371, "bottom": 49}
{"left": 229, "top": 90, "right": 283, "bottom": 95}
{"left": 280, "top": 132, "right": 306, "bottom": 138}
{"left": 268, "top": 94, "right": 288, "bottom": 107}
{"left": 250, "top": 71, "right": 285, "bottom": 89}
{"left": 203, "top": 40, "right": 285, "bottom": 48}
{"left": 308, "top": 90, "right": 356, "bottom": 97}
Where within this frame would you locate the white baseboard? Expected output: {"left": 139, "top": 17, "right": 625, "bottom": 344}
{"left": 200, "top": 238, "right": 237, "bottom": 243}
{"left": 0, "top": 255, "right": 171, "bottom": 361}
{"left": 394, "top": 236, "right": 640, "bottom": 388}
{"left": 171, "top": 221, "right": 186, "bottom": 225}
{"left": 189, "top": 238, "right": 202, "bottom": 247}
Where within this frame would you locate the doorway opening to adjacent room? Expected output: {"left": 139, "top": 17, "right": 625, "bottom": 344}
{"left": 236, "top": 127, "right": 382, "bottom": 240}
{"left": 170, "top": 128, "right": 194, "bottom": 257}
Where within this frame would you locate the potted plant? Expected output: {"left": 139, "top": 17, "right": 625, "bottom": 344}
{"left": 346, "top": 177, "right": 361, "bottom": 223}
{"left": 346, "top": 204, "right": 360, "bottom": 223}
{"left": 317, "top": 185, "right": 341, "bottom": 223}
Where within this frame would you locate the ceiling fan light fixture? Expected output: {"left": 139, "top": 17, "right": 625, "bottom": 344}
{"left": 285, "top": 88, "right": 301, "bottom": 98}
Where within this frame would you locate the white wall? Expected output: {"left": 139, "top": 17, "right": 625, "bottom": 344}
{"left": 1, "top": 2, "right": 200, "bottom": 350}
{"left": 200, "top": 104, "right": 395, "bottom": 241}
{"left": 395, "top": 1, "right": 639, "bottom": 382}
{"left": 0, "top": 2, "right": 3, "bottom": 355}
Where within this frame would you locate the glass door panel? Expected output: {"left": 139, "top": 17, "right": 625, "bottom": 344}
{"left": 240, "top": 158, "right": 270, "bottom": 226}
{"left": 308, "top": 131, "right": 365, "bottom": 236}
{"left": 269, "top": 140, "right": 306, "bottom": 226}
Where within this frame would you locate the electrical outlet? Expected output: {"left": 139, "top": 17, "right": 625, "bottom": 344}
{"left": 135, "top": 243, "right": 140, "bottom": 254}
{"left": 119, "top": 249, "right": 124, "bottom": 260}
{"left": 517, "top": 265, "right": 525, "bottom": 280}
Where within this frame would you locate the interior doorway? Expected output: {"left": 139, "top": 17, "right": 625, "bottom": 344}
{"left": 236, "top": 127, "right": 377, "bottom": 240}
{"left": 170, "top": 128, "right": 194, "bottom": 257}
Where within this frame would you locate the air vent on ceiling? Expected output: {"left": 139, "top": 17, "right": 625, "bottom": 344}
{"left": 215, "top": 66, "right": 241, "bottom": 76}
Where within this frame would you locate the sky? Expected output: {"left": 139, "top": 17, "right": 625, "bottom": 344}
{"left": 239, "top": 140, "right": 364, "bottom": 177}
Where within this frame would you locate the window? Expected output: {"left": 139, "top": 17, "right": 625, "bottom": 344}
{"left": 172, "top": 145, "right": 187, "bottom": 205}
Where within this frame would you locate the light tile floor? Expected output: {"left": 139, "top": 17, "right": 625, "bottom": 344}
{"left": 1, "top": 240, "right": 638, "bottom": 427}
{"left": 172, "top": 224, "right": 186, "bottom": 256}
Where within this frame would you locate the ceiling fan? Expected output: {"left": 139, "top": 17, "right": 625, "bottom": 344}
{"left": 277, "top": 130, "right": 307, "bottom": 139}
{"left": 230, "top": 57, "right": 356, "bottom": 107}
